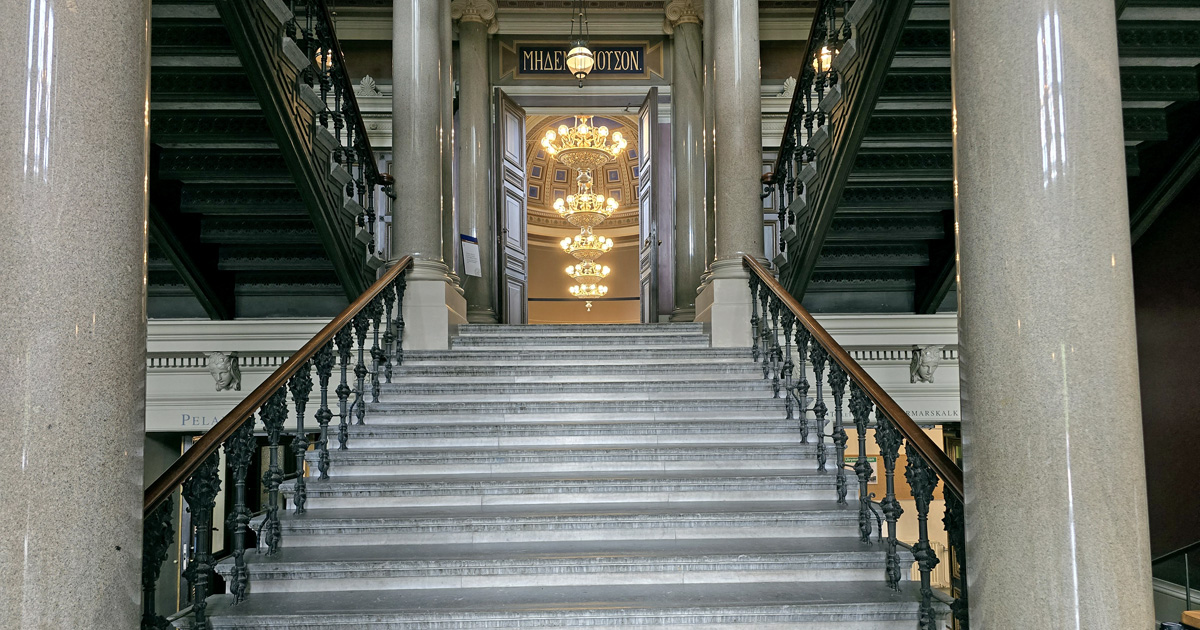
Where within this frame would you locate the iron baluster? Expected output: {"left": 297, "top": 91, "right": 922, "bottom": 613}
{"left": 381, "top": 283, "right": 396, "bottom": 383}
{"left": 352, "top": 311, "right": 370, "bottom": 425}
{"left": 141, "top": 497, "right": 174, "bottom": 630}
{"left": 874, "top": 411, "right": 905, "bottom": 589}
{"left": 288, "top": 361, "right": 313, "bottom": 514}
{"left": 749, "top": 274, "right": 762, "bottom": 364}
{"left": 223, "top": 421, "right": 255, "bottom": 604}
{"left": 781, "top": 311, "right": 795, "bottom": 420}
{"left": 809, "top": 343, "right": 829, "bottom": 471}
{"left": 394, "top": 276, "right": 407, "bottom": 367}
{"left": 759, "top": 282, "right": 772, "bottom": 379}
{"left": 827, "top": 361, "right": 849, "bottom": 505}
{"left": 905, "top": 442, "right": 941, "bottom": 630}
{"left": 181, "top": 452, "right": 221, "bottom": 630}
{"left": 794, "top": 326, "right": 811, "bottom": 443}
{"left": 944, "top": 492, "right": 969, "bottom": 629}
{"left": 769, "top": 296, "right": 782, "bottom": 397}
{"left": 314, "top": 340, "right": 336, "bottom": 480}
{"left": 259, "top": 387, "right": 288, "bottom": 555}
{"left": 803, "top": 68, "right": 816, "bottom": 162}
{"left": 369, "top": 297, "right": 384, "bottom": 403}
{"left": 334, "top": 324, "right": 353, "bottom": 451}
{"left": 849, "top": 381, "right": 875, "bottom": 543}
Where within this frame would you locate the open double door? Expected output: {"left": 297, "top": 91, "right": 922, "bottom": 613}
{"left": 493, "top": 88, "right": 660, "bottom": 324}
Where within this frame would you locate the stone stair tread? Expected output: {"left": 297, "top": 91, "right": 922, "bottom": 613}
{"left": 226, "top": 537, "right": 885, "bottom": 568}
{"left": 281, "top": 500, "right": 851, "bottom": 522}
{"left": 201, "top": 581, "right": 928, "bottom": 624}
{"left": 298, "top": 469, "right": 836, "bottom": 486}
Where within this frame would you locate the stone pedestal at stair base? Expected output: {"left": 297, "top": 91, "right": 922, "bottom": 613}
{"left": 402, "top": 259, "right": 467, "bottom": 351}
{"left": 694, "top": 259, "right": 753, "bottom": 347}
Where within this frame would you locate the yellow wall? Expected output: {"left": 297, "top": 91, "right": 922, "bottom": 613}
{"left": 527, "top": 240, "right": 640, "bottom": 324}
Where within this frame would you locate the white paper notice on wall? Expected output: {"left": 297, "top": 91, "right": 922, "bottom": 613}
{"left": 461, "top": 234, "right": 482, "bottom": 277}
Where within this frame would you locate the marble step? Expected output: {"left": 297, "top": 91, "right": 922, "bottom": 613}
{"left": 390, "top": 362, "right": 765, "bottom": 381}
{"left": 400, "top": 347, "right": 752, "bottom": 366}
{"left": 456, "top": 323, "right": 705, "bottom": 336}
{"left": 198, "top": 581, "right": 935, "bottom": 629}
{"left": 269, "top": 501, "right": 860, "bottom": 546}
{"left": 361, "top": 398, "right": 786, "bottom": 423}
{"left": 450, "top": 335, "right": 711, "bottom": 350}
{"left": 216, "top": 538, "right": 900, "bottom": 593}
{"left": 282, "top": 470, "right": 841, "bottom": 508}
{"left": 376, "top": 379, "right": 775, "bottom": 402}
{"left": 304, "top": 444, "right": 817, "bottom": 475}
{"left": 321, "top": 419, "right": 810, "bottom": 448}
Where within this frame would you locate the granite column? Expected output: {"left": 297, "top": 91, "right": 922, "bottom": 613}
{"left": 452, "top": 0, "right": 499, "bottom": 323}
{"left": 665, "top": 0, "right": 706, "bottom": 322}
{"left": 394, "top": 0, "right": 466, "bottom": 348}
{"left": 439, "top": 0, "right": 461, "bottom": 288}
{"left": 951, "top": 0, "right": 1155, "bottom": 626}
{"left": 694, "top": 0, "right": 761, "bottom": 344}
{"left": 0, "top": 0, "right": 150, "bottom": 627}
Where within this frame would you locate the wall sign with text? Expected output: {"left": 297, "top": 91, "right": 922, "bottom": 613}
{"left": 499, "top": 39, "right": 665, "bottom": 81}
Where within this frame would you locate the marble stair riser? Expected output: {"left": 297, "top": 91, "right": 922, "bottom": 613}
{"left": 205, "top": 608, "right": 927, "bottom": 630}
{"left": 364, "top": 399, "right": 787, "bottom": 416}
{"left": 456, "top": 323, "right": 704, "bottom": 336}
{"left": 284, "top": 475, "right": 845, "bottom": 509}
{"left": 378, "top": 379, "right": 773, "bottom": 397}
{"left": 221, "top": 558, "right": 899, "bottom": 593}
{"left": 271, "top": 514, "right": 862, "bottom": 547}
{"left": 450, "top": 338, "right": 712, "bottom": 350}
{"left": 321, "top": 421, "right": 811, "bottom": 448}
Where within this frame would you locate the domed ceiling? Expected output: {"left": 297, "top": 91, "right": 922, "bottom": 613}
{"left": 525, "top": 114, "right": 640, "bottom": 231}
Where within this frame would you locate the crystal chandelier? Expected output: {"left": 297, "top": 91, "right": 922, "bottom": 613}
{"left": 560, "top": 228, "right": 614, "bottom": 261}
{"left": 553, "top": 171, "right": 618, "bottom": 228}
{"left": 569, "top": 283, "right": 609, "bottom": 298}
{"left": 541, "top": 116, "right": 627, "bottom": 173}
{"left": 565, "top": 260, "right": 611, "bottom": 284}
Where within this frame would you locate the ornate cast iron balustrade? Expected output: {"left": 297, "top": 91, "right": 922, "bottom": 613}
{"left": 141, "top": 257, "right": 412, "bottom": 630}
{"left": 744, "top": 255, "right": 968, "bottom": 630}
{"left": 288, "top": 0, "right": 394, "bottom": 266}
{"left": 764, "top": 0, "right": 855, "bottom": 265}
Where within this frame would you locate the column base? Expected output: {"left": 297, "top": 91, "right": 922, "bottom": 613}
{"left": 669, "top": 307, "right": 697, "bottom": 322}
{"left": 401, "top": 259, "right": 467, "bottom": 350}
{"left": 693, "top": 258, "right": 752, "bottom": 347}
{"left": 467, "top": 308, "right": 499, "bottom": 324}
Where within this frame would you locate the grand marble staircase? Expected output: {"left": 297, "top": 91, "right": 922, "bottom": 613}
{"left": 205, "top": 323, "right": 931, "bottom": 628}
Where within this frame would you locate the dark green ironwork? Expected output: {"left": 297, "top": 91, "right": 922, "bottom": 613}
{"left": 314, "top": 340, "right": 336, "bottom": 480}
{"left": 181, "top": 453, "right": 221, "bottom": 630}
{"left": 288, "top": 360, "right": 313, "bottom": 514}
{"left": 141, "top": 496, "right": 174, "bottom": 630}
{"left": 260, "top": 386, "right": 288, "bottom": 555}
{"left": 224, "top": 420, "right": 256, "bottom": 603}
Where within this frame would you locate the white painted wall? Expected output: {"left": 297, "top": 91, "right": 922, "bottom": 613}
{"left": 146, "top": 314, "right": 960, "bottom": 433}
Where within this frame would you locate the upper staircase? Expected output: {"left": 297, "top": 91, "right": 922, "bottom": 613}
{"left": 193, "top": 323, "right": 935, "bottom": 628}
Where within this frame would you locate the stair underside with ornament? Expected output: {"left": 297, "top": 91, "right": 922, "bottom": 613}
{"left": 202, "top": 323, "right": 937, "bottom": 629}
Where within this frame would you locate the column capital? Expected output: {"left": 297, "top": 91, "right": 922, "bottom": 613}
{"left": 663, "top": 0, "right": 703, "bottom": 34}
{"left": 451, "top": 0, "right": 499, "bottom": 33}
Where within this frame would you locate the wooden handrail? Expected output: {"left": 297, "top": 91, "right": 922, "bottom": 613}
{"left": 743, "top": 255, "right": 965, "bottom": 500}
{"left": 143, "top": 256, "right": 413, "bottom": 515}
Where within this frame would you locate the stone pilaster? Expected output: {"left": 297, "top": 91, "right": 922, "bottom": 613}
{"left": 694, "top": 0, "right": 761, "bottom": 345}
{"left": 665, "top": 0, "right": 706, "bottom": 322}
{"left": 0, "top": 1, "right": 150, "bottom": 626}
{"left": 439, "top": 0, "right": 462, "bottom": 293}
{"left": 951, "top": 0, "right": 1155, "bottom": 626}
{"left": 452, "top": 0, "right": 499, "bottom": 323}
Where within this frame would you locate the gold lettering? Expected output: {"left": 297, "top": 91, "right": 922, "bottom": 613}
{"left": 522, "top": 50, "right": 534, "bottom": 72}
{"left": 554, "top": 50, "right": 564, "bottom": 71}
{"left": 631, "top": 50, "right": 642, "bottom": 71}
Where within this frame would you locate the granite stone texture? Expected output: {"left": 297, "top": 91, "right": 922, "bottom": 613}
{"left": 711, "top": 0, "right": 763, "bottom": 261}
{"left": 670, "top": 20, "right": 708, "bottom": 320}
{"left": 951, "top": 0, "right": 1155, "bottom": 626}
{"left": 439, "top": 0, "right": 458, "bottom": 273}
{"left": 0, "top": 0, "right": 150, "bottom": 628}
{"left": 454, "top": 18, "right": 498, "bottom": 323}
{"left": 392, "top": 0, "right": 444, "bottom": 261}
